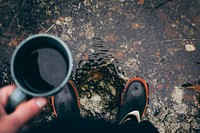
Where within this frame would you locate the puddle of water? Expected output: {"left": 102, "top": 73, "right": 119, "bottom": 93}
{"left": 73, "top": 38, "right": 126, "bottom": 121}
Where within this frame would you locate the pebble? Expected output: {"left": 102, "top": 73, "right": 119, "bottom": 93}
{"left": 185, "top": 44, "right": 195, "bottom": 52}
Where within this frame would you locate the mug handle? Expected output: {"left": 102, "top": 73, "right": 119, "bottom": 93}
{"left": 5, "top": 88, "right": 26, "bottom": 114}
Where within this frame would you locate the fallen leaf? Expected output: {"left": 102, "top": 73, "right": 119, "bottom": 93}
{"left": 104, "top": 34, "right": 118, "bottom": 43}
{"left": 58, "top": 17, "right": 65, "bottom": 22}
{"left": 131, "top": 22, "right": 141, "bottom": 30}
{"left": 108, "top": 11, "right": 112, "bottom": 17}
{"left": 9, "top": 38, "right": 18, "bottom": 46}
{"left": 82, "top": 53, "right": 89, "bottom": 61}
{"left": 114, "top": 51, "right": 124, "bottom": 59}
{"left": 164, "top": 25, "right": 178, "bottom": 39}
{"left": 158, "top": 11, "right": 169, "bottom": 24}
{"left": 137, "top": 0, "right": 144, "bottom": 5}
{"left": 186, "top": 85, "right": 200, "bottom": 92}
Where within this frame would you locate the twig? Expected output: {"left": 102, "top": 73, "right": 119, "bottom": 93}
{"left": 39, "top": 24, "right": 45, "bottom": 31}
{"left": 98, "top": 57, "right": 116, "bottom": 68}
{"left": 135, "top": 4, "right": 143, "bottom": 17}
{"left": 7, "top": 14, "right": 18, "bottom": 32}
{"left": 148, "top": 0, "right": 173, "bottom": 15}
{"left": 45, "top": 24, "right": 55, "bottom": 33}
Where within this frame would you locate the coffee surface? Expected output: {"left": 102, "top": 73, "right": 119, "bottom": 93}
{"left": 21, "top": 48, "right": 67, "bottom": 93}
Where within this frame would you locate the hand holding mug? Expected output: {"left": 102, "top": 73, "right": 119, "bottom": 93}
{"left": 5, "top": 34, "right": 73, "bottom": 113}
{"left": 0, "top": 85, "right": 47, "bottom": 133}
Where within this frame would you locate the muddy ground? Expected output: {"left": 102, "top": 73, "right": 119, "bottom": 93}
{"left": 0, "top": 0, "right": 200, "bottom": 132}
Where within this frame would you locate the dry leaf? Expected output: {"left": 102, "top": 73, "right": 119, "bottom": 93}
{"left": 186, "top": 85, "right": 200, "bottom": 92}
{"left": 104, "top": 34, "right": 118, "bottom": 43}
{"left": 131, "top": 23, "right": 141, "bottom": 30}
{"left": 9, "top": 38, "right": 18, "bottom": 46}
{"left": 58, "top": 17, "right": 65, "bottom": 22}
{"left": 138, "top": 0, "right": 144, "bottom": 5}
{"left": 82, "top": 53, "right": 89, "bottom": 61}
{"left": 115, "top": 51, "right": 124, "bottom": 59}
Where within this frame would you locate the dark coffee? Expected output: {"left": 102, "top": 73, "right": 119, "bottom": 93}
{"left": 17, "top": 47, "right": 68, "bottom": 93}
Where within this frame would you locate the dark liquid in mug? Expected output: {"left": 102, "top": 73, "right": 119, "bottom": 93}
{"left": 20, "top": 48, "right": 67, "bottom": 93}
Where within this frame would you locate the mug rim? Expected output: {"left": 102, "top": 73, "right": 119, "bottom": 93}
{"left": 11, "top": 34, "right": 73, "bottom": 97}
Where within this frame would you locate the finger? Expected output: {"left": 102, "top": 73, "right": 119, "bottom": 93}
{"left": 7, "top": 97, "right": 47, "bottom": 130}
{"left": 0, "top": 104, "right": 6, "bottom": 117}
{"left": 0, "top": 85, "right": 16, "bottom": 106}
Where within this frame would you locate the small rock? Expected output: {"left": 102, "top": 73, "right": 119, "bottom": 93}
{"left": 172, "top": 86, "right": 183, "bottom": 104}
{"left": 185, "top": 44, "right": 195, "bottom": 52}
{"left": 64, "top": 16, "right": 73, "bottom": 22}
{"left": 85, "top": 23, "right": 95, "bottom": 40}
{"left": 84, "top": 0, "right": 91, "bottom": 6}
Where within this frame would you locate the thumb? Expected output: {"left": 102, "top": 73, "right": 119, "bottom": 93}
{"left": 8, "top": 97, "right": 47, "bottom": 131}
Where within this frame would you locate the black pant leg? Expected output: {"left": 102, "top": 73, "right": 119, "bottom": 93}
{"left": 27, "top": 116, "right": 159, "bottom": 133}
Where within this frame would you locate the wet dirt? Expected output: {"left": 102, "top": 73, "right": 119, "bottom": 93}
{"left": 73, "top": 43, "right": 126, "bottom": 121}
{"left": 0, "top": 0, "right": 200, "bottom": 132}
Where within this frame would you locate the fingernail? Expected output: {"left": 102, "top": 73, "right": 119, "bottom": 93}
{"left": 35, "top": 98, "right": 47, "bottom": 108}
